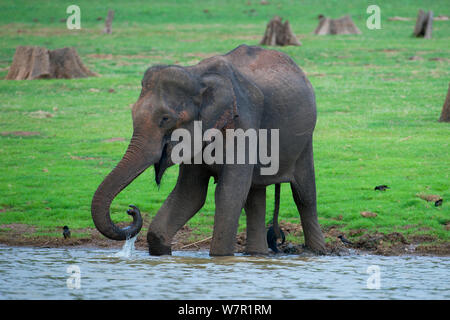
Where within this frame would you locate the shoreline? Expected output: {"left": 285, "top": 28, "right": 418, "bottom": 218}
{"left": 1, "top": 240, "right": 448, "bottom": 257}
{"left": 1, "top": 223, "right": 449, "bottom": 257}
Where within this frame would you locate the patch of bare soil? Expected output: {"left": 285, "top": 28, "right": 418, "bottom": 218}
{"left": 86, "top": 53, "right": 113, "bottom": 59}
{"left": 103, "top": 137, "right": 126, "bottom": 143}
{"left": 429, "top": 57, "right": 450, "bottom": 62}
{"left": 0, "top": 131, "right": 40, "bottom": 136}
{"left": 184, "top": 52, "right": 220, "bottom": 59}
{"left": 307, "top": 72, "right": 327, "bottom": 77}
{"left": 0, "top": 224, "right": 36, "bottom": 234}
{"left": 28, "top": 110, "right": 54, "bottom": 119}
{"left": 86, "top": 53, "right": 164, "bottom": 60}
{"left": 0, "top": 224, "right": 116, "bottom": 248}
{"left": 70, "top": 156, "right": 98, "bottom": 161}
{"left": 342, "top": 231, "right": 450, "bottom": 256}
{"left": 381, "top": 49, "right": 400, "bottom": 53}
{"left": 0, "top": 222, "right": 448, "bottom": 256}
{"left": 434, "top": 15, "right": 449, "bottom": 21}
{"left": 388, "top": 17, "right": 412, "bottom": 21}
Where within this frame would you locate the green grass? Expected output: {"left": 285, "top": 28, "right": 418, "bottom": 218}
{"left": 0, "top": 0, "right": 448, "bottom": 244}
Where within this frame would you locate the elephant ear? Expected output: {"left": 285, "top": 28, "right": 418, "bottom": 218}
{"left": 196, "top": 59, "right": 263, "bottom": 133}
{"left": 197, "top": 74, "right": 237, "bottom": 132}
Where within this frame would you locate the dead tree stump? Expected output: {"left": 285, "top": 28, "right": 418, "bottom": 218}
{"left": 103, "top": 10, "right": 114, "bottom": 34}
{"left": 260, "top": 16, "right": 301, "bottom": 46}
{"left": 413, "top": 10, "right": 433, "bottom": 38}
{"left": 6, "top": 46, "right": 96, "bottom": 80}
{"left": 439, "top": 83, "right": 450, "bottom": 122}
{"left": 314, "top": 15, "right": 361, "bottom": 35}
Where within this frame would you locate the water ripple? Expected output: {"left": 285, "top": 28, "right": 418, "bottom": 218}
{"left": 0, "top": 245, "right": 448, "bottom": 299}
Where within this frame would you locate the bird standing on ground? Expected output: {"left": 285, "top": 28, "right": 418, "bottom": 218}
{"left": 63, "top": 226, "right": 71, "bottom": 239}
{"left": 374, "top": 185, "right": 390, "bottom": 191}
{"left": 338, "top": 235, "right": 353, "bottom": 245}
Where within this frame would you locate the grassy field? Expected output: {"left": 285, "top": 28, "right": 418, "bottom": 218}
{"left": 0, "top": 0, "right": 448, "bottom": 249}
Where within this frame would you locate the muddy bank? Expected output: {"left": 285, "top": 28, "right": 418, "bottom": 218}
{"left": 0, "top": 222, "right": 449, "bottom": 256}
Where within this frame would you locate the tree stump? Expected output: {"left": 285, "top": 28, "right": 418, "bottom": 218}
{"left": 260, "top": 16, "right": 301, "bottom": 46}
{"left": 103, "top": 10, "right": 114, "bottom": 34}
{"left": 314, "top": 15, "right": 361, "bottom": 35}
{"left": 439, "top": 83, "right": 450, "bottom": 122}
{"left": 413, "top": 10, "right": 433, "bottom": 38}
{"left": 6, "top": 46, "right": 96, "bottom": 80}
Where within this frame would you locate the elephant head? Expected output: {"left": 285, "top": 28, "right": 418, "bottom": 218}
{"left": 91, "top": 61, "right": 253, "bottom": 241}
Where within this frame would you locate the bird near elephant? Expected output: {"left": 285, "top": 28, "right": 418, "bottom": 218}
{"left": 91, "top": 44, "right": 326, "bottom": 256}
{"left": 338, "top": 235, "right": 353, "bottom": 246}
{"left": 62, "top": 226, "right": 71, "bottom": 239}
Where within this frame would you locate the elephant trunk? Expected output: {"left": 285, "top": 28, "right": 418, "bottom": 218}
{"left": 91, "top": 133, "right": 158, "bottom": 241}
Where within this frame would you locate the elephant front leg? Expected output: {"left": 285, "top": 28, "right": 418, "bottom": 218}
{"left": 210, "top": 164, "right": 254, "bottom": 256}
{"left": 244, "top": 187, "right": 268, "bottom": 254}
{"left": 147, "top": 164, "right": 210, "bottom": 255}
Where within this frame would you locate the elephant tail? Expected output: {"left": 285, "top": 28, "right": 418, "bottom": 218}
{"left": 267, "top": 183, "right": 285, "bottom": 253}
{"left": 272, "top": 183, "right": 284, "bottom": 243}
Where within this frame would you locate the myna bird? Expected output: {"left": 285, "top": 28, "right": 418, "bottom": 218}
{"left": 338, "top": 235, "right": 353, "bottom": 245}
{"left": 63, "top": 226, "right": 71, "bottom": 239}
{"left": 374, "top": 185, "right": 390, "bottom": 191}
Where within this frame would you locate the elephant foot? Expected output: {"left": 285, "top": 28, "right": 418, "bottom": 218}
{"left": 245, "top": 241, "right": 269, "bottom": 255}
{"left": 147, "top": 231, "right": 172, "bottom": 256}
{"left": 305, "top": 238, "right": 327, "bottom": 255}
{"left": 245, "top": 249, "right": 269, "bottom": 256}
{"left": 209, "top": 243, "right": 235, "bottom": 256}
{"left": 209, "top": 251, "right": 235, "bottom": 257}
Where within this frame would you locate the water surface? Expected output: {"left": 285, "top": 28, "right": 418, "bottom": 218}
{"left": 0, "top": 245, "right": 448, "bottom": 299}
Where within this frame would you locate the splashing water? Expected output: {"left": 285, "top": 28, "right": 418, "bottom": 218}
{"left": 113, "top": 235, "right": 137, "bottom": 258}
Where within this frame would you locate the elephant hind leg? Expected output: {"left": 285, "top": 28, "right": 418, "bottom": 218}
{"left": 290, "top": 139, "right": 326, "bottom": 254}
{"left": 244, "top": 187, "right": 268, "bottom": 255}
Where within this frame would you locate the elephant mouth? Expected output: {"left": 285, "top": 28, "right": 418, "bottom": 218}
{"left": 154, "top": 142, "right": 169, "bottom": 186}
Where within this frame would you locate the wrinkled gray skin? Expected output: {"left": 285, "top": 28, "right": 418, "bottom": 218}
{"left": 91, "top": 45, "right": 326, "bottom": 256}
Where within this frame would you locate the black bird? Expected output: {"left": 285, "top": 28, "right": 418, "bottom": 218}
{"left": 338, "top": 235, "right": 353, "bottom": 245}
{"left": 374, "top": 185, "right": 390, "bottom": 191}
{"left": 435, "top": 199, "right": 443, "bottom": 207}
{"left": 63, "top": 226, "right": 71, "bottom": 239}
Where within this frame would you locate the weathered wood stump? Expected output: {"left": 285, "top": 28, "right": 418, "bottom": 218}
{"left": 260, "top": 16, "right": 301, "bottom": 46}
{"left": 413, "top": 10, "right": 433, "bottom": 38}
{"left": 6, "top": 46, "right": 96, "bottom": 80}
{"left": 314, "top": 15, "right": 361, "bottom": 35}
{"left": 103, "top": 10, "right": 114, "bottom": 34}
{"left": 439, "top": 83, "right": 450, "bottom": 122}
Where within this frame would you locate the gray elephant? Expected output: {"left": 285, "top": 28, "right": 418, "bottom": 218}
{"left": 91, "top": 44, "right": 326, "bottom": 256}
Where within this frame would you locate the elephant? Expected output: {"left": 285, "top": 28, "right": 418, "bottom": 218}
{"left": 91, "top": 44, "right": 326, "bottom": 256}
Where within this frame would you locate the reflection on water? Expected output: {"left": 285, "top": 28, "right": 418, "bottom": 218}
{"left": 0, "top": 245, "right": 448, "bottom": 299}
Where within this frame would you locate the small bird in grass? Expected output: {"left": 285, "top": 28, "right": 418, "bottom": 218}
{"left": 374, "top": 185, "right": 390, "bottom": 191}
{"left": 338, "top": 235, "right": 353, "bottom": 245}
{"left": 62, "top": 226, "right": 71, "bottom": 239}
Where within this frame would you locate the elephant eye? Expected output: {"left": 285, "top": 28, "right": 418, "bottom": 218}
{"left": 159, "top": 115, "right": 171, "bottom": 127}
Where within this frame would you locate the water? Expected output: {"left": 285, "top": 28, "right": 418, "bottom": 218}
{"left": 0, "top": 244, "right": 448, "bottom": 299}
{"left": 112, "top": 235, "right": 137, "bottom": 258}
